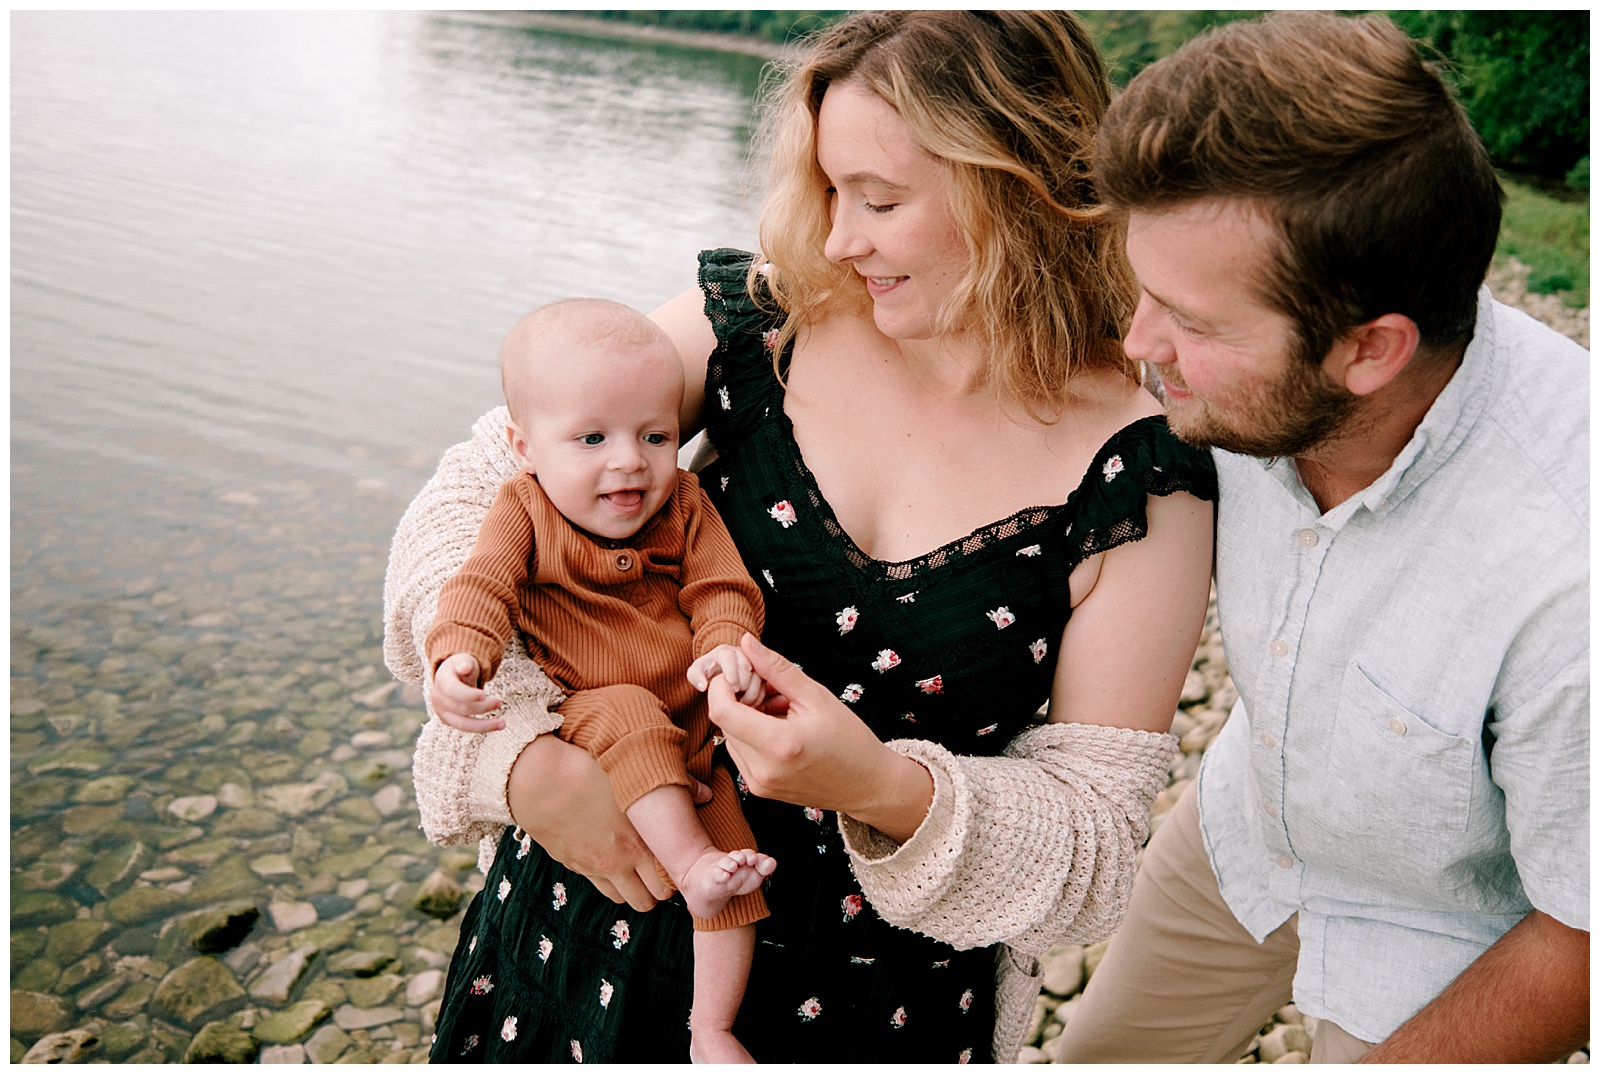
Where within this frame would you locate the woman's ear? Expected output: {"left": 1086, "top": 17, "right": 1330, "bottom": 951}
{"left": 1324, "top": 313, "right": 1421, "bottom": 397}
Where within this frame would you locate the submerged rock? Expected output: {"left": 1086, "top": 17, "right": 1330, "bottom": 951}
{"left": 326, "top": 950, "right": 396, "bottom": 978}
{"left": 150, "top": 957, "right": 246, "bottom": 1027}
{"left": 9, "top": 991, "right": 73, "bottom": 1041}
{"left": 251, "top": 999, "right": 330, "bottom": 1044}
{"left": 183, "top": 1021, "right": 259, "bottom": 1063}
{"left": 249, "top": 945, "right": 319, "bottom": 1004}
{"left": 109, "top": 886, "right": 187, "bottom": 925}
{"left": 412, "top": 871, "right": 463, "bottom": 920}
{"left": 21, "top": 1027, "right": 100, "bottom": 1064}
{"left": 167, "top": 902, "right": 261, "bottom": 957}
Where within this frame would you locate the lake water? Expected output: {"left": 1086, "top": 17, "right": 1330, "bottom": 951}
{"left": 11, "top": 11, "right": 769, "bottom": 1062}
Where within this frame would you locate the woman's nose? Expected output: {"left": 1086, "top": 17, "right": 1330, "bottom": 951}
{"left": 823, "top": 198, "right": 869, "bottom": 264}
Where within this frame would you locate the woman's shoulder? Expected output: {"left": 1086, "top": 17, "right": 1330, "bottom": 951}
{"left": 697, "top": 250, "right": 786, "bottom": 454}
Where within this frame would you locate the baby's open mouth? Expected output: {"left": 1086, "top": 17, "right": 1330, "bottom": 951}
{"left": 603, "top": 490, "right": 644, "bottom": 509}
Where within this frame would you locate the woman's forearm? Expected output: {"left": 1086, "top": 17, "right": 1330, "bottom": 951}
{"left": 841, "top": 747, "right": 936, "bottom": 845}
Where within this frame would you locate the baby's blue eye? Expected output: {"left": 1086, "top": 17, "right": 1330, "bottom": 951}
{"left": 644, "top": 433, "right": 668, "bottom": 445}
{"left": 581, "top": 434, "right": 604, "bottom": 446}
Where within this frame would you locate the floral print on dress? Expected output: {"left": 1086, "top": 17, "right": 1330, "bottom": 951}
{"left": 460, "top": 1035, "right": 478, "bottom": 1056}
{"left": 804, "top": 806, "right": 824, "bottom": 823}
{"left": 763, "top": 327, "right": 780, "bottom": 352}
{"left": 516, "top": 831, "right": 533, "bottom": 859}
{"left": 551, "top": 882, "right": 567, "bottom": 911}
{"left": 735, "top": 772, "right": 749, "bottom": 796}
{"left": 1030, "top": 638, "right": 1048, "bottom": 664}
{"left": 599, "top": 979, "right": 614, "bottom": 1009}
{"left": 902, "top": 712, "right": 917, "bottom": 723}
{"left": 976, "top": 723, "right": 999, "bottom": 736}
{"left": 987, "top": 606, "right": 1016, "bottom": 629}
{"left": 797, "top": 997, "right": 822, "bottom": 1021}
{"left": 835, "top": 605, "right": 859, "bottom": 634}
{"left": 896, "top": 592, "right": 917, "bottom": 603}
{"left": 889, "top": 1006, "right": 907, "bottom": 1029}
{"left": 718, "top": 386, "right": 731, "bottom": 411}
{"left": 1016, "top": 544, "right": 1042, "bottom": 557}
{"left": 871, "top": 649, "right": 901, "bottom": 673}
{"left": 610, "top": 920, "right": 631, "bottom": 949}
{"left": 931, "top": 959, "right": 950, "bottom": 969}
{"left": 850, "top": 955, "right": 876, "bottom": 965}
{"left": 470, "top": 975, "right": 494, "bottom": 995}
{"left": 839, "top": 683, "right": 864, "bottom": 703}
{"left": 762, "top": 569, "right": 776, "bottom": 589}
{"left": 570, "top": 1039, "right": 584, "bottom": 1062}
{"left": 468, "top": 935, "right": 477, "bottom": 954}
{"left": 959, "top": 1047, "right": 973, "bottom": 1063}
{"left": 959, "top": 989, "right": 973, "bottom": 1012}
{"left": 497, "top": 878, "right": 511, "bottom": 902}
{"left": 915, "top": 674, "right": 943, "bottom": 695}
{"left": 840, "top": 893, "right": 863, "bottom": 922}
{"left": 1103, "top": 454, "right": 1125, "bottom": 481}
{"left": 501, "top": 1017, "right": 518, "bottom": 1042}
{"left": 537, "top": 936, "right": 553, "bottom": 963}
{"left": 769, "top": 500, "right": 797, "bottom": 528}
{"left": 720, "top": 475, "right": 729, "bottom": 491}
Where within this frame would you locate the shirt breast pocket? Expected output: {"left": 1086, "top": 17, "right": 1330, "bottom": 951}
{"left": 1324, "top": 661, "right": 1476, "bottom": 835}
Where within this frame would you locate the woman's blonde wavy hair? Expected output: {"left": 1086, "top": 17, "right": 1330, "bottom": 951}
{"left": 752, "top": 10, "right": 1139, "bottom": 419}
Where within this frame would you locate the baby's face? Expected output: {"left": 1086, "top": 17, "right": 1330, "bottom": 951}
{"left": 509, "top": 339, "right": 682, "bottom": 542}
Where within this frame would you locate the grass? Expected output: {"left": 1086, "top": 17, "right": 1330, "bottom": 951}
{"left": 1495, "top": 176, "right": 1590, "bottom": 307}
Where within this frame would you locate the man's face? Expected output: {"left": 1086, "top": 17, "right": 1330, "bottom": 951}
{"left": 1124, "top": 199, "right": 1357, "bottom": 457}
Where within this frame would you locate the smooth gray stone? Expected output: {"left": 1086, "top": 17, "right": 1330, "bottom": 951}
{"left": 183, "top": 1021, "right": 260, "bottom": 1064}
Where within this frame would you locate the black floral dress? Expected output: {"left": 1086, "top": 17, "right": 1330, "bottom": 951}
{"left": 429, "top": 249, "right": 1217, "bottom": 1063}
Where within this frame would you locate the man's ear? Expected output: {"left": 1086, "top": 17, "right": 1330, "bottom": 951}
{"left": 505, "top": 422, "right": 535, "bottom": 472}
{"left": 1323, "top": 313, "right": 1421, "bottom": 397}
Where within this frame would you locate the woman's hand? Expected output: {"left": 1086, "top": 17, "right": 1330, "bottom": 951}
{"left": 707, "top": 633, "right": 934, "bottom": 844}
{"left": 506, "top": 735, "right": 708, "bottom": 911}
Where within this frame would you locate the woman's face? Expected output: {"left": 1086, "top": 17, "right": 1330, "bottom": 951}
{"left": 815, "top": 82, "right": 970, "bottom": 342}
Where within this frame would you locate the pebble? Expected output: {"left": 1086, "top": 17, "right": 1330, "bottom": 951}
{"left": 405, "top": 970, "right": 444, "bottom": 1008}
{"left": 249, "top": 945, "right": 320, "bottom": 1004}
{"left": 260, "top": 1043, "right": 307, "bottom": 1063}
{"left": 333, "top": 1005, "right": 405, "bottom": 1030}
{"left": 306, "top": 1024, "right": 354, "bottom": 1063}
{"left": 351, "top": 730, "right": 393, "bottom": 749}
{"left": 168, "top": 795, "right": 219, "bottom": 821}
{"left": 22, "top": 1028, "right": 101, "bottom": 1063}
{"left": 252, "top": 999, "right": 331, "bottom": 1044}
{"left": 372, "top": 785, "right": 404, "bottom": 817}
{"left": 269, "top": 901, "right": 318, "bottom": 933}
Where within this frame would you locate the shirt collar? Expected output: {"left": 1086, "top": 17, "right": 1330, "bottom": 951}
{"left": 1253, "top": 288, "right": 1500, "bottom": 527}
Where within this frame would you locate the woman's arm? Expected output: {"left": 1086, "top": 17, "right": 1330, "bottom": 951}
{"left": 651, "top": 286, "right": 719, "bottom": 441}
{"left": 710, "top": 490, "right": 1213, "bottom": 953}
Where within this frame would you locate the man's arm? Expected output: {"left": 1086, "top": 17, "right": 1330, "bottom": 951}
{"left": 1360, "top": 908, "right": 1589, "bottom": 1063}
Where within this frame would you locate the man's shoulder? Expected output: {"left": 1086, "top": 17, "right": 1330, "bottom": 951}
{"left": 1477, "top": 299, "right": 1588, "bottom": 527}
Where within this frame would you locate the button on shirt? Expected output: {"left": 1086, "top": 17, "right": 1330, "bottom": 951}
{"left": 1198, "top": 292, "right": 1590, "bottom": 1044}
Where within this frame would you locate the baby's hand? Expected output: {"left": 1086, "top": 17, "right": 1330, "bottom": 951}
{"left": 430, "top": 653, "right": 504, "bottom": 727}
{"left": 687, "top": 643, "right": 766, "bottom": 706}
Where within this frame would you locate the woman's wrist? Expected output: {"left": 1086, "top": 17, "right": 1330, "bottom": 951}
{"left": 842, "top": 745, "right": 935, "bottom": 845}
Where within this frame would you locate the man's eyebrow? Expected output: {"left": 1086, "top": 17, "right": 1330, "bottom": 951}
{"left": 835, "top": 170, "right": 911, "bottom": 192}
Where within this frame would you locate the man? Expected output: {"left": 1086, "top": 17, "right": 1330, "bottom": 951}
{"left": 1055, "top": 12, "right": 1589, "bottom": 1064}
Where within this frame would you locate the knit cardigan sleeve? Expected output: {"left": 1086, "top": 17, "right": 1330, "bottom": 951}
{"left": 837, "top": 720, "right": 1176, "bottom": 1060}
{"left": 384, "top": 407, "right": 567, "bottom": 849}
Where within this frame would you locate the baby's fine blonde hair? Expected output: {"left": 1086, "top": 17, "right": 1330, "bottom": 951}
{"left": 500, "top": 298, "right": 680, "bottom": 425}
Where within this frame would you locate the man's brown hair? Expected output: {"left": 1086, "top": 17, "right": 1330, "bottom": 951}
{"left": 1097, "top": 11, "right": 1503, "bottom": 362}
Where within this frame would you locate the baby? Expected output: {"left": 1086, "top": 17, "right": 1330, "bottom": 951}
{"left": 426, "top": 298, "right": 773, "bottom": 1063}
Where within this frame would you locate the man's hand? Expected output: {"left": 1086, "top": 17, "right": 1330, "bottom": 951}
{"left": 1360, "top": 909, "right": 1588, "bottom": 1062}
{"left": 687, "top": 642, "right": 765, "bottom": 705}
{"left": 429, "top": 653, "right": 505, "bottom": 731}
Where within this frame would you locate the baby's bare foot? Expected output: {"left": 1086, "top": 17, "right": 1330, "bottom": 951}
{"left": 690, "top": 1027, "right": 755, "bottom": 1064}
{"left": 679, "top": 847, "right": 776, "bottom": 920}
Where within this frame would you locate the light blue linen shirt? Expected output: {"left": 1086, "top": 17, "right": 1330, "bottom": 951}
{"left": 1197, "top": 291, "right": 1590, "bottom": 1044}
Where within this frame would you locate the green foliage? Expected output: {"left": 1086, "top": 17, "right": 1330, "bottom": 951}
{"left": 1497, "top": 177, "right": 1590, "bottom": 305}
{"left": 1388, "top": 11, "right": 1589, "bottom": 177}
{"left": 1566, "top": 156, "right": 1589, "bottom": 193}
{"left": 579, "top": 10, "right": 846, "bottom": 45}
{"left": 1073, "top": 11, "right": 1256, "bottom": 85}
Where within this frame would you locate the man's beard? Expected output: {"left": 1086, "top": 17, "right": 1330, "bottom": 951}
{"left": 1155, "top": 344, "right": 1359, "bottom": 458}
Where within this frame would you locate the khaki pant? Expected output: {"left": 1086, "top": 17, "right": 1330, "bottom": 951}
{"left": 1054, "top": 783, "right": 1374, "bottom": 1063}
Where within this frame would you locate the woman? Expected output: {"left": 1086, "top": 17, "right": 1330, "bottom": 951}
{"left": 386, "top": 11, "right": 1216, "bottom": 1063}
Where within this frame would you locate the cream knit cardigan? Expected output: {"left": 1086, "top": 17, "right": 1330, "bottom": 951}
{"left": 385, "top": 408, "right": 1179, "bottom": 1063}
